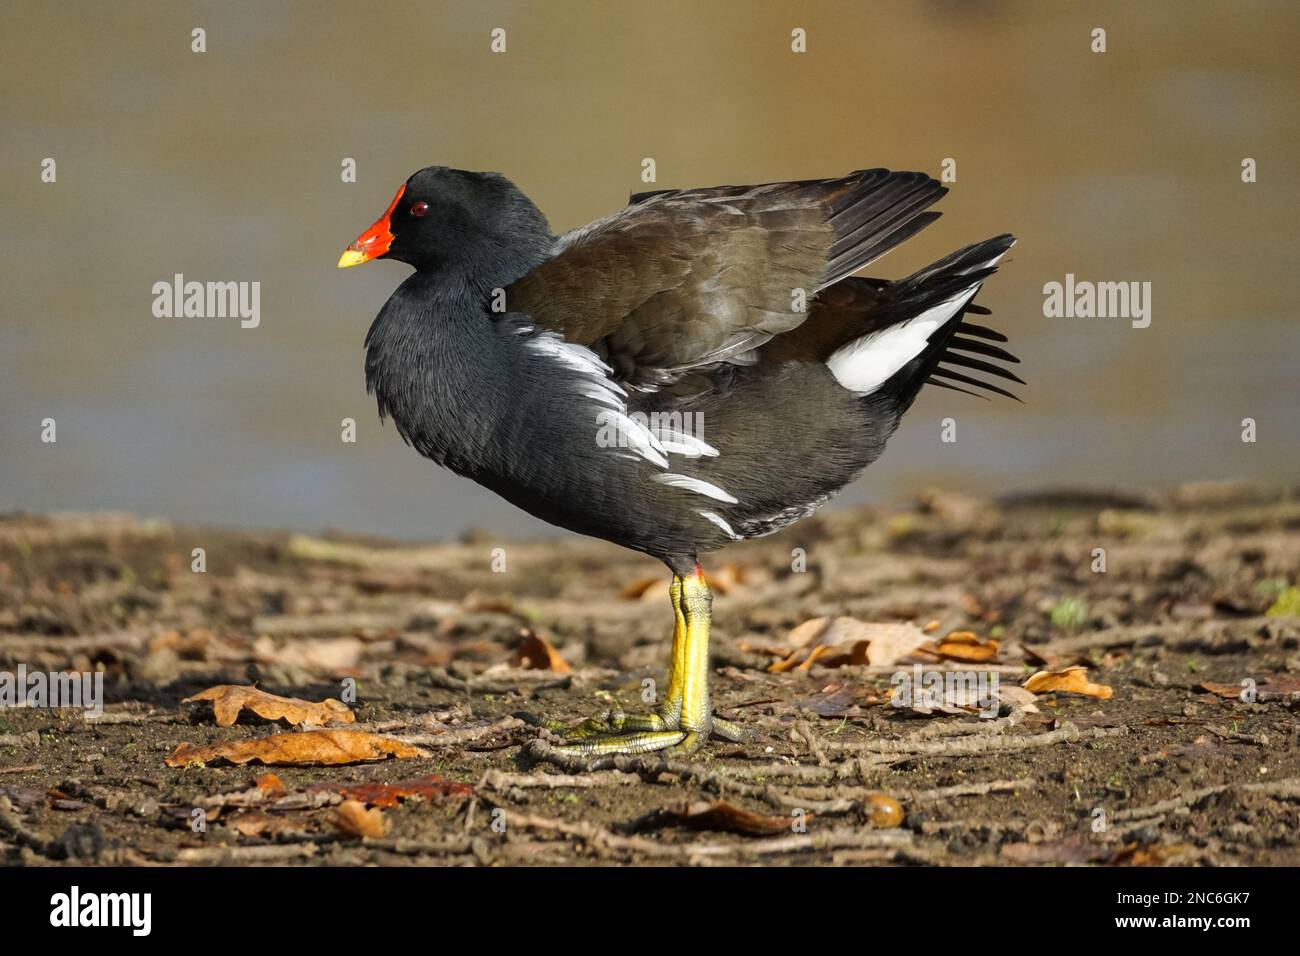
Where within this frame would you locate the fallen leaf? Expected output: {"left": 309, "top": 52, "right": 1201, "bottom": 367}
{"left": 795, "top": 683, "right": 883, "bottom": 717}
{"left": 165, "top": 730, "right": 428, "bottom": 767}
{"left": 183, "top": 685, "right": 355, "bottom": 727}
{"left": 225, "top": 810, "right": 301, "bottom": 839}
{"left": 1200, "top": 675, "right": 1300, "bottom": 702}
{"left": 254, "top": 773, "right": 287, "bottom": 796}
{"left": 663, "top": 799, "right": 810, "bottom": 836}
{"left": 772, "top": 618, "right": 928, "bottom": 671}
{"left": 734, "top": 636, "right": 792, "bottom": 658}
{"left": 1024, "top": 666, "right": 1113, "bottom": 700}
{"left": 927, "top": 630, "right": 1000, "bottom": 662}
{"left": 1114, "top": 843, "right": 1191, "bottom": 866}
{"left": 510, "top": 630, "right": 572, "bottom": 673}
{"left": 997, "top": 684, "right": 1041, "bottom": 715}
{"left": 786, "top": 617, "right": 834, "bottom": 649}
{"left": 332, "top": 799, "right": 385, "bottom": 839}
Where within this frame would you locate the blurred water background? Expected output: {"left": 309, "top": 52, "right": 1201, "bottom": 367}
{"left": 2, "top": 0, "right": 1297, "bottom": 541}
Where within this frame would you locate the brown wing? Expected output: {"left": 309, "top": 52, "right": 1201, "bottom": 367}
{"left": 504, "top": 169, "right": 946, "bottom": 389}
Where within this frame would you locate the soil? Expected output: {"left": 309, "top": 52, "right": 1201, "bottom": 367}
{"left": 1, "top": 481, "right": 1298, "bottom": 866}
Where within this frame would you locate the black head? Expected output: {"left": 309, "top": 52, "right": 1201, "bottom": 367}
{"left": 338, "top": 166, "right": 553, "bottom": 279}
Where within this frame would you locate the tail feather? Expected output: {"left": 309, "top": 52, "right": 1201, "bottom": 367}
{"left": 881, "top": 235, "right": 1019, "bottom": 407}
{"left": 825, "top": 234, "right": 1018, "bottom": 403}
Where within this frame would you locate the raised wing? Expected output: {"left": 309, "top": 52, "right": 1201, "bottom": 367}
{"left": 504, "top": 169, "right": 946, "bottom": 389}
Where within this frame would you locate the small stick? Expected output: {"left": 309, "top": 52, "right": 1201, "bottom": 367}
{"left": 396, "top": 715, "right": 524, "bottom": 747}
{"left": 173, "top": 843, "right": 320, "bottom": 864}
{"left": 826, "top": 722, "right": 1125, "bottom": 754}
{"left": 1112, "top": 777, "right": 1300, "bottom": 823}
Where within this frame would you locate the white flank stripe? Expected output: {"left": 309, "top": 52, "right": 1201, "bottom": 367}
{"left": 524, "top": 331, "right": 669, "bottom": 469}
{"left": 654, "top": 473, "right": 739, "bottom": 504}
{"left": 699, "top": 510, "right": 740, "bottom": 539}
{"left": 656, "top": 432, "right": 719, "bottom": 458}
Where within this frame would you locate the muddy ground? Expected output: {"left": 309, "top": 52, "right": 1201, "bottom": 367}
{"left": 1, "top": 482, "right": 1298, "bottom": 867}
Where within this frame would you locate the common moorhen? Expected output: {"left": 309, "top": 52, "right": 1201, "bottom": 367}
{"left": 339, "top": 166, "right": 1019, "bottom": 755}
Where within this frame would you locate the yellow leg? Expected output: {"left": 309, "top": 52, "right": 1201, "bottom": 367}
{"left": 519, "top": 567, "right": 750, "bottom": 755}
{"left": 657, "top": 575, "right": 686, "bottom": 726}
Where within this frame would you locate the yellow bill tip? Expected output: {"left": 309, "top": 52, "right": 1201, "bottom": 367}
{"left": 337, "top": 248, "right": 370, "bottom": 269}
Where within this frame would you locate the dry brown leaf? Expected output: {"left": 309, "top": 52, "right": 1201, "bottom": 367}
{"left": 254, "top": 773, "right": 287, "bottom": 796}
{"left": 773, "top": 617, "right": 928, "bottom": 671}
{"left": 794, "top": 683, "right": 878, "bottom": 717}
{"left": 664, "top": 799, "right": 810, "bottom": 836}
{"left": 509, "top": 630, "right": 572, "bottom": 673}
{"left": 1024, "top": 666, "right": 1113, "bottom": 700}
{"left": 998, "top": 684, "right": 1041, "bottom": 714}
{"left": 165, "top": 729, "right": 428, "bottom": 767}
{"left": 332, "top": 799, "right": 385, "bottom": 839}
{"left": 183, "top": 684, "right": 355, "bottom": 728}
{"left": 786, "top": 617, "right": 833, "bottom": 649}
{"left": 734, "top": 636, "right": 792, "bottom": 658}
{"left": 1200, "top": 675, "right": 1300, "bottom": 702}
{"left": 928, "top": 630, "right": 1000, "bottom": 662}
{"left": 795, "top": 643, "right": 838, "bottom": 671}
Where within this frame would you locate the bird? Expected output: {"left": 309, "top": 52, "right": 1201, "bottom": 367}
{"left": 338, "top": 166, "right": 1020, "bottom": 756}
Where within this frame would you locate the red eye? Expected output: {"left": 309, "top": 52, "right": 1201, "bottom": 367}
{"left": 410, "top": 201, "right": 428, "bottom": 217}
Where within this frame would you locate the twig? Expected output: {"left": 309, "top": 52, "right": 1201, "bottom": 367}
{"left": 826, "top": 722, "right": 1126, "bottom": 754}
{"left": 1111, "top": 777, "right": 1300, "bottom": 823}
{"left": 85, "top": 710, "right": 186, "bottom": 726}
{"left": 481, "top": 769, "right": 637, "bottom": 790}
{"left": 363, "top": 836, "right": 476, "bottom": 857}
{"left": 524, "top": 739, "right": 885, "bottom": 816}
{"left": 395, "top": 715, "right": 523, "bottom": 747}
{"left": 502, "top": 808, "right": 913, "bottom": 862}
{"left": 901, "top": 777, "right": 1035, "bottom": 803}
{"left": 905, "top": 716, "right": 1015, "bottom": 740}
{"left": 173, "top": 843, "right": 320, "bottom": 863}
